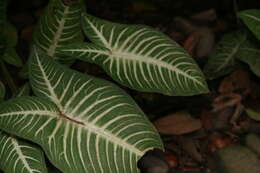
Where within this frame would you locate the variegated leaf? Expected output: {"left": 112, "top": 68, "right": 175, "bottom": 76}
{"left": 33, "top": 0, "right": 84, "bottom": 64}
{"left": 14, "top": 83, "right": 31, "bottom": 97}
{"left": 58, "top": 14, "right": 208, "bottom": 96}
{"left": 239, "top": 9, "right": 260, "bottom": 40}
{"left": 0, "top": 46, "right": 163, "bottom": 173}
{"left": 236, "top": 40, "right": 260, "bottom": 78}
{"left": 0, "top": 131, "right": 48, "bottom": 173}
{"left": 204, "top": 31, "right": 247, "bottom": 79}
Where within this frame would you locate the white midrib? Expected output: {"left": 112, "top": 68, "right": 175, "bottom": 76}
{"left": 35, "top": 50, "right": 63, "bottom": 110}
{"left": 216, "top": 35, "right": 247, "bottom": 71}
{"left": 65, "top": 112, "right": 145, "bottom": 157}
{"left": 11, "top": 138, "right": 35, "bottom": 173}
{"left": 47, "top": 7, "right": 69, "bottom": 57}
{"left": 111, "top": 50, "right": 203, "bottom": 86}
{"left": 86, "top": 17, "right": 203, "bottom": 87}
{"left": 242, "top": 13, "right": 260, "bottom": 22}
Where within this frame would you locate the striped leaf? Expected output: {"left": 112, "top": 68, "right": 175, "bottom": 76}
{"left": 0, "top": 47, "right": 163, "bottom": 173}
{"left": 58, "top": 14, "right": 209, "bottom": 96}
{"left": 33, "top": 0, "right": 84, "bottom": 64}
{"left": 0, "top": 131, "right": 48, "bottom": 173}
{"left": 204, "top": 31, "right": 247, "bottom": 79}
{"left": 239, "top": 10, "right": 260, "bottom": 40}
{"left": 236, "top": 40, "right": 260, "bottom": 78}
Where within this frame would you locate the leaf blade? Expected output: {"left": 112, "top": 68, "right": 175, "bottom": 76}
{"left": 239, "top": 9, "right": 260, "bottom": 40}
{"left": 0, "top": 131, "right": 48, "bottom": 173}
{"left": 33, "top": 0, "right": 84, "bottom": 64}
{"left": 64, "top": 14, "right": 208, "bottom": 96}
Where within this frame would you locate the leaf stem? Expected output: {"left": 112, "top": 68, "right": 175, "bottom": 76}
{"left": 0, "top": 59, "right": 17, "bottom": 93}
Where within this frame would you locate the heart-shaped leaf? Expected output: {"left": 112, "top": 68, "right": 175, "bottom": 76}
{"left": 239, "top": 10, "right": 260, "bottom": 40}
{"left": 204, "top": 31, "right": 247, "bottom": 79}
{"left": 33, "top": 0, "right": 84, "bottom": 64}
{"left": 58, "top": 14, "right": 209, "bottom": 96}
{"left": 0, "top": 131, "right": 48, "bottom": 173}
{"left": 0, "top": 47, "right": 163, "bottom": 173}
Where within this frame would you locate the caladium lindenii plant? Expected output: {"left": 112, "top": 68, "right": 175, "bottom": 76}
{"left": 0, "top": 0, "right": 209, "bottom": 172}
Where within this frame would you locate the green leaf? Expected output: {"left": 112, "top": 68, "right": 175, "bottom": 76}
{"left": 58, "top": 14, "right": 209, "bottom": 96}
{"left": 0, "top": 131, "right": 48, "bottom": 173}
{"left": 33, "top": 0, "right": 84, "bottom": 64}
{"left": 0, "top": 81, "right": 5, "bottom": 101}
{"left": 236, "top": 40, "right": 260, "bottom": 78}
{"left": 239, "top": 10, "right": 260, "bottom": 40}
{"left": 14, "top": 83, "right": 31, "bottom": 97}
{"left": 204, "top": 31, "right": 247, "bottom": 79}
{"left": 3, "top": 47, "right": 23, "bottom": 67}
{"left": 0, "top": 46, "right": 163, "bottom": 173}
{"left": 245, "top": 108, "right": 260, "bottom": 121}
{"left": 217, "top": 145, "right": 260, "bottom": 173}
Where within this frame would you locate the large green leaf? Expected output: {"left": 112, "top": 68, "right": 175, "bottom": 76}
{"left": 33, "top": 0, "right": 84, "bottom": 64}
{"left": 0, "top": 47, "right": 163, "bottom": 173}
{"left": 204, "top": 31, "right": 247, "bottom": 79}
{"left": 58, "top": 14, "right": 208, "bottom": 96}
{"left": 239, "top": 10, "right": 260, "bottom": 40}
{"left": 0, "top": 131, "right": 48, "bottom": 173}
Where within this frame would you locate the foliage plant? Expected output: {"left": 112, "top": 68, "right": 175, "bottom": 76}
{"left": 0, "top": 0, "right": 209, "bottom": 172}
{"left": 204, "top": 9, "right": 260, "bottom": 79}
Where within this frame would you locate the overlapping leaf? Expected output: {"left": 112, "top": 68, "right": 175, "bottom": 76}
{"left": 236, "top": 40, "right": 260, "bottom": 78}
{"left": 58, "top": 14, "right": 208, "bottom": 96}
{"left": 0, "top": 131, "right": 48, "bottom": 173}
{"left": 33, "top": 0, "right": 84, "bottom": 64}
{"left": 204, "top": 31, "right": 247, "bottom": 79}
{"left": 239, "top": 10, "right": 260, "bottom": 40}
{"left": 0, "top": 47, "right": 163, "bottom": 173}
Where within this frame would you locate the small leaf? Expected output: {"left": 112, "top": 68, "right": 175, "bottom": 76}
{"left": 59, "top": 13, "right": 209, "bottom": 96}
{"left": 14, "top": 83, "right": 31, "bottom": 97}
{"left": 216, "top": 145, "right": 260, "bottom": 173}
{"left": 0, "top": 81, "right": 5, "bottom": 101}
{"left": 154, "top": 111, "right": 202, "bottom": 135}
{"left": 33, "top": 0, "right": 84, "bottom": 64}
{"left": 0, "top": 131, "right": 48, "bottom": 173}
{"left": 3, "top": 47, "right": 23, "bottom": 67}
{"left": 245, "top": 108, "right": 260, "bottom": 121}
{"left": 204, "top": 31, "right": 247, "bottom": 79}
{"left": 236, "top": 40, "right": 260, "bottom": 78}
{"left": 239, "top": 9, "right": 260, "bottom": 40}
